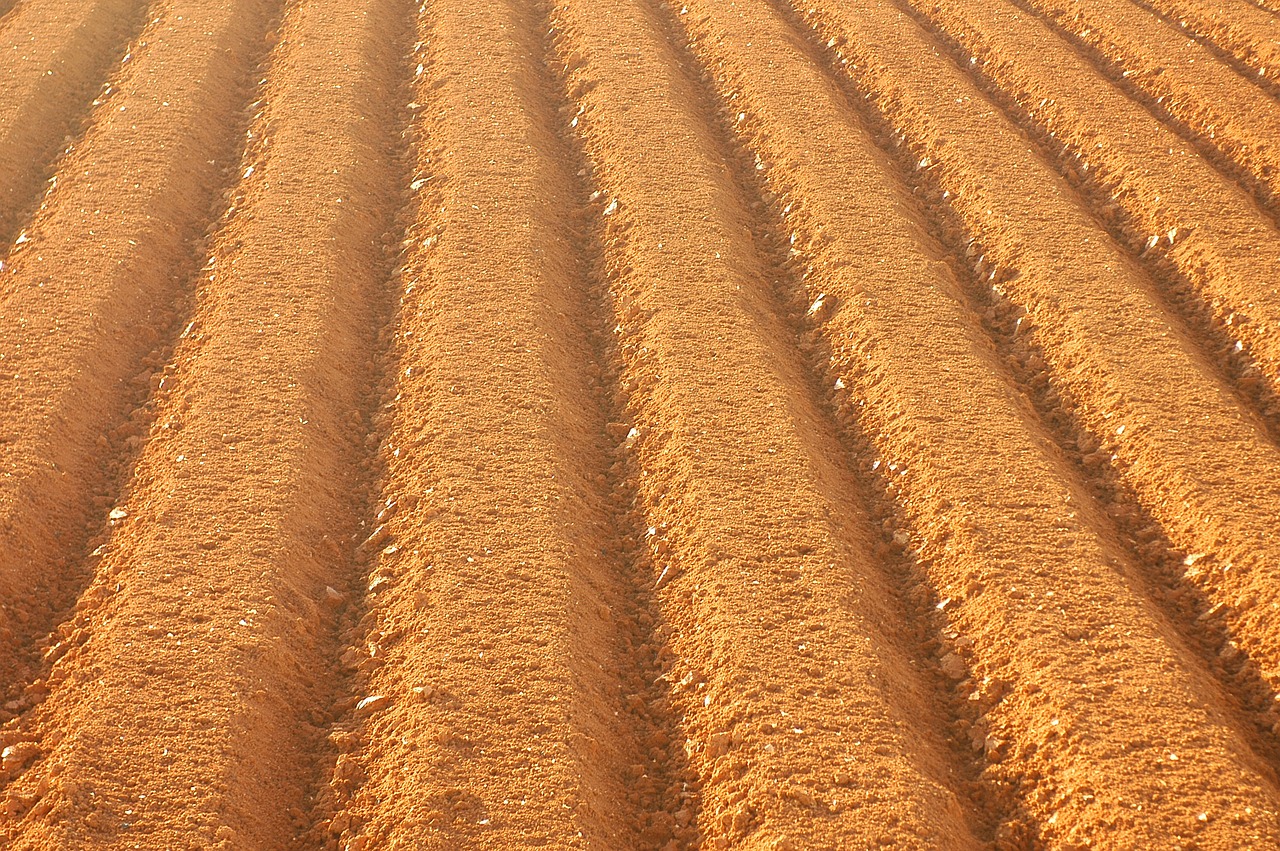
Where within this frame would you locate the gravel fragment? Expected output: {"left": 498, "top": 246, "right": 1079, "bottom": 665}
{"left": 939, "top": 652, "right": 967, "bottom": 680}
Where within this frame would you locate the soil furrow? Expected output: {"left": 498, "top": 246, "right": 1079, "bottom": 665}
{"left": 0, "top": 1, "right": 24, "bottom": 33}
{"left": 0, "top": 0, "right": 151, "bottom": 252}
{"left": 648, "top": 0, "right": 1009, "bottom": 839}
{"left": 540, "top": 0, "right": 995, "bottom": 846}
{"left": 278, "top": 4, "right": 414, "bottom": 850}
{"left": 296, "top": 0, "right": 687, "bottom": 847}
{"left": 1128, "top": 0, "right": 1280, "bottom": 89}
{"left": 0, "top": 0, "right": 278, "bottom": 727}
{"left": 668, "top": 0, "right": 1280, "bottom": 845}
{"left": 777, "top": 0, "right": 1280, "bottom": 813}
{"left": 893, "top": 0, "right": 1280, "bottom": 452}
{"left": 797, "top": 0, "right": 1280, "bottom": 782}
{"left": 1, "top": 0, "right": 1277, "bottom": 838}
{"left": 997, "top": 0, "right": 1280, "bottom": 230}
{"left": 877, "top": 0, "right": 1280, "bottom": 748}
{"left": 0, "top": 0, "right": 406, "bottom": 845}
{"left": 1016, "top": 0, "right": 1280, "bottom": 208}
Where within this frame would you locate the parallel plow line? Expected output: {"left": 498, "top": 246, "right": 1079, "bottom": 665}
{"left": 779, "top": 0, "right": 1280, "bottom": 728}
{"left": 1127, "top": 0, "right": 1280, "bottom": 90}
{"left": 0, "top": 0, "right": 1277, "bottom": 844}
{"left": 893, "top": 0, "right": 1280, "bottom": 460}
{"left": 545, "top": 0, "right": 994, "bottom": 846}
{"left": 0, "top": 0, "right": 282, "bottom": 741}
{"left": 539, "top": 2, "right": 697, "bottom": 841}
{"left": 0, "top": 0, "right": 152, "bottom": 251}
{"left": 902, "top": 16, "right": 1280, "bottom": 751}
{"left": 286, "top": 0, "right": 416, "bottom": 845}
{"left": 767, "top": 0, "right": 1280, "bottom": 841}
{"left": 1018, "top": 0, "right": 1280, "bottom": 210}
{"left": 1001, "top": 0, "right": 1280, "bottom": 233}
{"left": 779, "top": 0, "right": 1280, "bottom": 767}
{"left": 649, "top": 0, "right": 1014, "bottom": 841}
{"left": 1, "top": 0, "right": 407, "bottom": 844}
{"left": 305, "top": 0, "right": 694, "bottom": 846}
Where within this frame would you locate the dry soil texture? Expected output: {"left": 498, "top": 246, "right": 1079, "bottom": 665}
{"left": 2, "top": 0, "right": 1280, "bottom": 848}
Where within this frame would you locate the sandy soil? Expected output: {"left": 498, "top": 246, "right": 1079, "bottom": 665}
{"left": 1, "top": 0, "right": 1280, "bottom": 847}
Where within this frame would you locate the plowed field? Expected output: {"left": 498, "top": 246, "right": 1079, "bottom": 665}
{"left": 2, "top": 0, "right": 1280, "bottom": 848}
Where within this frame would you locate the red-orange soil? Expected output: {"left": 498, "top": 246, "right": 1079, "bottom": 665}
{"left": 2, "top": 0, "right": 1280, "bottom": 848}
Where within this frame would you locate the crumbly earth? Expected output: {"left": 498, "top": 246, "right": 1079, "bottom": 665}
{"left": 1, "top": 0, "right": 1280, "bottom": 848}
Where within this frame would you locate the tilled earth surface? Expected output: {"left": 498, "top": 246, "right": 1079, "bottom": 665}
{"left": 2, "top": 0, "right": 1280, "bottom": 848}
